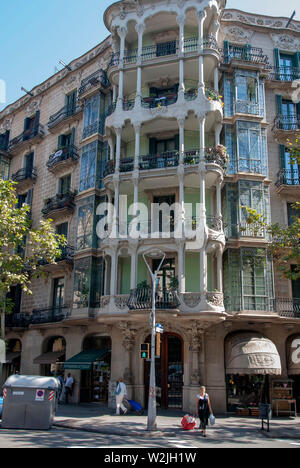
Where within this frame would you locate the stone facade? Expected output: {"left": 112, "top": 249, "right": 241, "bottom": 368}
{"left": 1, "top": 1, "right": 300, "bottom": 414}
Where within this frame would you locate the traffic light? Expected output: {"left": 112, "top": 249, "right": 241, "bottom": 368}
{"left": 141, "top": 343, "right": 150, "bottom": 359}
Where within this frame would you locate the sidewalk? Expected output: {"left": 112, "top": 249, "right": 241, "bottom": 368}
{"left": 54, "top": 404, "right": 300, "bottom": 440}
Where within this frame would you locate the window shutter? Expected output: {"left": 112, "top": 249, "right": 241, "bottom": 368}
{"left": 223, "top": 41, "right": 230, "bottom": 64}
{"left": 275, "top": 95, "right": 282, "bottom": 115}
{"left": 34, "top": 110, "right": 40, "bottom": 135}
{"left": 71, "top": 127, "right": 76, "bottom": 146}
{"left": 292, "top": 52, "right": 300, "bottom": 69}
{"left": 23, "top": 117, "right": 31, "bottom": 132}
{"left": 58, "top": 135, "right": 64, "bottom": 149}
{"left": 279, "top": 145, "right": 286, "bottom": 169}
{"left": 149, "top": 138, "right": 156, "bottom": 154}
{"left": 274, "top": 49, "right": 280, "bottom": 69}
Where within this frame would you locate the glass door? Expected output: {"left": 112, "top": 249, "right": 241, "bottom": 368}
{"left": 53, "top": 278, "right": 64, "bottom": 317}
{"left": 282, "top": 100, "right": 297, "bottom": 130}
{"left": 280, "top": 55, "right": 293, "bottom": 81}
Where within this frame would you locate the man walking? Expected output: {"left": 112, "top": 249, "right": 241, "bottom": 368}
{"left": 64, "top": 373, "right": 74, "bottom": 404}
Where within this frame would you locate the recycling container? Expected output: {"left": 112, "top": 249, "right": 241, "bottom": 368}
{"left": 1, "top": 375, "right": 59, "bottom": 430}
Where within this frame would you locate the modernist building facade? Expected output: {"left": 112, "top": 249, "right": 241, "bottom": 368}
{"left": 0, "top": 0, "right": 300, "bottom": 414}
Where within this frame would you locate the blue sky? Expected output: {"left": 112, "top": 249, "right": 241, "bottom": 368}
{"left": 0, "top": 0, "right": 299, "bottom": 111}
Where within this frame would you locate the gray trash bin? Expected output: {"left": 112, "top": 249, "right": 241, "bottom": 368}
{"left": 1, "top": 375, "right": 59, "bottom": 430}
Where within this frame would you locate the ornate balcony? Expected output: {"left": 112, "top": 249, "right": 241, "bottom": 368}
{"left": 222, "top": 45, "right": 269, "bottom": 69}
{"left": 141, "top": 94, "right": 178, "bottom": 109}
{"left": 42, "top": 191, "right": 76, "bottom": 220}
{"left": 8, "top": 124, "right": 45, "bottom": 154}
{"left": 48, "top": 104, "right": 82, "bottom": 132}
{"left": 139, "top": 151, "right": 179, "bottom": 170}
{"left": 224, "top": 295, "right": 275, "bottom": 313}
{"left": 276, "top": 298, "right": 300, "bottom": 319}
{"left": 272, "top": 114, "right": 300, "bottom": 142}
{"left": 128, "top": 287, "right": 180, "bottom": 311}
{"left": 12, "top": 167, "right": 37, "bottom": 184}
{"left": 5, "top": 306, "right": 71, "bottom": 328}
{"left": 46, "top": 145, "right": 80, "bottom": 174}
{"left": 266, "top": 66, "right": 300, "bottom": 89}
{"left": 275, "top": 168, "right": 300, "bottom": 195}
{"left": 39, "top": 245, "right": 75, "bottom": 272}
{"left": 78, "top": 69, "right": 109, "bottom": 99}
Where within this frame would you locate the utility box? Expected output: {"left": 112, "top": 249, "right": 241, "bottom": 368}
{"left": 1, "top": 375, "right": 59, "bottom": 430}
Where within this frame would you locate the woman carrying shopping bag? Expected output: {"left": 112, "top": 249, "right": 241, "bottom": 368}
{"left": 115, "top": 378, "right": 128, "bottom": 415}
{"left": 196, "top": 386, "right": 213, "bottom": 437}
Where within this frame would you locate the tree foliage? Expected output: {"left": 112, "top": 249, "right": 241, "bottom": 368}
{"left": 0, "top": 179, "right": 66, "bottom": 310}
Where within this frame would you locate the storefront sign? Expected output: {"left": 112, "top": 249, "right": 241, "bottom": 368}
{"left": 287, "top": 335, "right": 300, "bottom": 374}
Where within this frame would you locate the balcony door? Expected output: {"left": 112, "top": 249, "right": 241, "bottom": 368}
{"left": 280, "top": 55, "right": 294, "bottom": 81}
{"left": 282, "top": 100, "right": 297, "bottom": 130}
{"left": 152, "top": 258, "right": 176, "bottom": 292}
{"left": 53, "top": 278, "right": 65, "bottom": 312}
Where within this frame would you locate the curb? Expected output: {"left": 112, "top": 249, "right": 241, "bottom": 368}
{"left": 54, "top": 422, "right": 177, "bottom": 438}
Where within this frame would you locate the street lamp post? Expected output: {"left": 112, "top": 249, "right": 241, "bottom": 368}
{"left": 142, "top": 249, "right": 166, "bottom": 432}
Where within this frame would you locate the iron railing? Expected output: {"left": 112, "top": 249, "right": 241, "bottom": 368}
{"left": 38, "top": 245, "right": 75, "bottom": 265}
{"left": 276, "top": 168, "right": 300, "bottom": 187}
{"left": 11, "top": 167, "right": 37, "bottom": 182}
{"left": 42, "top": 191, "right": 76, "bottom": 216}
{"left": 82, "top": 116, "right": 106, "bottom": 139}
{"left": 48, "top": 104, "right": 82, "bottom": 129}
{"left": 224, "top": 296, "right": 275, "bottom": 313}
{"left": 139, "top": 151, "right": 179, "bottom": 170}
{"left": 276, "top": 298, "right": 300, "bottom": 318}
{"left": 47, "top": 145, "right": 79, "bottom": 170}
{"left": 128, "top": 287, "right": 180, "bottom": 310}
{"left": 6, "top": 306, "right": 71, "bottom": 327}
{"left": 8, "top": 125, "right": 45, "bottom": 152}
{"left": 141, "top": 94, "right": 178, "bottom": 109}
{"left": 78, "top": 69, "right": 109, "bottom": 95}
{"left": 267, "top": 66, "right": 300, "bottom": 82}
{"left": 222, "top": 45, "right": 268, "bottom": 65}
{"left": 273, "top": 114, "right": 300, "bottom": 132}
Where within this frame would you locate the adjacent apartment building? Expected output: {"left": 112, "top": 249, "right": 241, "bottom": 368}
{"left": 0, "top": 0, "right": 300, "bottom": 414}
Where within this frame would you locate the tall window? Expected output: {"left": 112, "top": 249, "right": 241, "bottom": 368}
{"left": 79, "top": 141, "right": 97, "bottom": 192}
{"left": 235, "top": 122, "right": 267, "bottom": 174}
{"left": 83, "top": 94, "right": 101, "bottom": 139}
{"left": 53, "top": 278, "right": 65, "bottom": 309}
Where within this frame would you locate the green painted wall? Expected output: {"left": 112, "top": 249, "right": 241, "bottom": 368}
{"left": 184, "top": 187, "right": 212, "bottom": 218}
{"left": 137, "top": 255, "right": 149, "bottom": 284}
{"left": 120, "top": 257, "right": 131, "bottom": 294}
{"left": 185, "top": 252, "right": 200, "bottom": 292}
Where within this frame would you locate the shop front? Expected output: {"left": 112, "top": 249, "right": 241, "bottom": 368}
{"left": 64, "top": 335, "right": 111, "bottom": 403}
{"left": 34, "top": 337, "right": 66, "bottom": 377}
{"left": 287, "top": 334, "right": 300, "bottom": 413}
{"left": 225, "top": 332, "right": 282, "bottom": 416}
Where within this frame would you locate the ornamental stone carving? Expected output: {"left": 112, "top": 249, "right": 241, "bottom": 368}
{"left": 182, "top": 293, "right": 201, "bottom": 308}
{"left": 63, "top": 73, "right": 82, "bottom": 94}
{"left": 222, "top": 26, "right": 254, "bottom": 44}
{"left": 206, "top": 292, "right": 224, "bottom": 308}
{"left": 270, "top": 33, "right": 300, "bottom": 51}
{"left": 100, "top": 295, "right": 110, "bottom": 308}
{"left": 115, "top": 295, "right": 130, "bottom": 310}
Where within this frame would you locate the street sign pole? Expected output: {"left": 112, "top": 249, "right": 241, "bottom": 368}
{"left": 143, "top": 249, "right": 165, "bottom": 432}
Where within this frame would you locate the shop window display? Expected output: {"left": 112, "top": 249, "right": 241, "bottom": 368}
{"left": 226, "top": 374, "right": 268, "bottom": 415}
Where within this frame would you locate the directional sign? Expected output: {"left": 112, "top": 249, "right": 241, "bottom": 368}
{"left": 156, "top": 323, "right": 164, "bottom": 334}
{"left": 0, "top": 339, "right": 6, "bottom": 364}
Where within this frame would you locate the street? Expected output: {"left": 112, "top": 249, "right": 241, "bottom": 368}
{"left": 0, "top": 426, "right": 299, "bottom": 449}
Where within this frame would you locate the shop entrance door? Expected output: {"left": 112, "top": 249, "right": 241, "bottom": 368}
{"left": 144, "top": 333, "right": 183, "bottom": 409}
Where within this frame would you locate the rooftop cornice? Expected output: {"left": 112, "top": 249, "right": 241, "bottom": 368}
{"left": 0, "top": 36, "right": 112, "bottom": 123}
{"left": 221, "top": 9, "right": 300, "bottom": 34}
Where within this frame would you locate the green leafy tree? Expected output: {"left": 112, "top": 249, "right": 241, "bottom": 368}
{"left": 0, "top": 179, "right": 66, "bottom": 345}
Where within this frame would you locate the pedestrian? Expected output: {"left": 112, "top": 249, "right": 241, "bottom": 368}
{"left": 64, "top": 373, "right": 74, "bottom": 404}
{"left": 57, "top": 373, "right": 64, "bottom": 404}
{"left": 196, "top": 386, "right": 213, "bottom": 437}
{"left": 115, "top": 378, "right": 128, "bottom": 415}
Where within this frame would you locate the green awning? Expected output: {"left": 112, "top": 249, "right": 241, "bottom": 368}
{"left": 64, "top": 349, "right": 111, "bottom": 370}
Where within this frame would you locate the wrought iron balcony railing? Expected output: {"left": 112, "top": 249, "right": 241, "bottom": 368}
{"left": 78, "top": 69, "right": 109, "bottom": 96}
{"left": 224, "top": 295, "right": 275, "bottom": 312}
{"left": 276, "top": 297, "right": 300, "bottom": 318}
{"left": 139, "top": 151, "right": 179, "bottom": 170}
{"left": 267, "top": 66, "right": 300, "bottom": 82}
{"left": 128, "top": 287, "right": 180, "bottom": 310}
{"left": 222, "top": 45, "right": 268, "bottom": 65}
{"left": 38, "top": 245, "right": 75, "bottom": 266}
{"left": 8, "top": 124, "right": 45, "bottom": 152}
{"left": 11, "top": 167, "right": 37, "bottom": 183}
{"left": 42, "top": 191, "right": 76, "bottom": 216}
{"left": 141, "top": 94, "right": 178, "bottom": 109}
{"left": 46, "top": 145, "right": 79, "bottom": 170}
{"left": 48, "top": 104, "right": 82, "bottom": 129}
{"left": 82, "top": 116, "right": 106, "bottom": 139}
{"left": 272, "top": 114, "right": 300, "bottom": 132}
{"left": 275, "top": 168, "right": 300, "bottom": 187}
{"left": 6, "top": 306, "right": 71, "bottom": 327}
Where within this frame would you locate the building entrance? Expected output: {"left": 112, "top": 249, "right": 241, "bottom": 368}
{"left": 144, "top": 333, "right": 183, "bottom": 409}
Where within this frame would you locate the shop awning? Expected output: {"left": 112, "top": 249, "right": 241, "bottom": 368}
{"left": 287, "top": 335, "right": 300, "bottom": 375}
{"left": 225, "top": 332, "right": 281, "bottom": 376}
{"left": 64, "top": 349, "right": 111, "bottom": 371}
{"left": 5, "top": 352, "right": 21, "bottom": 364}
{"left": 33, "top": 351, "right": 65, "bottom": 365}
